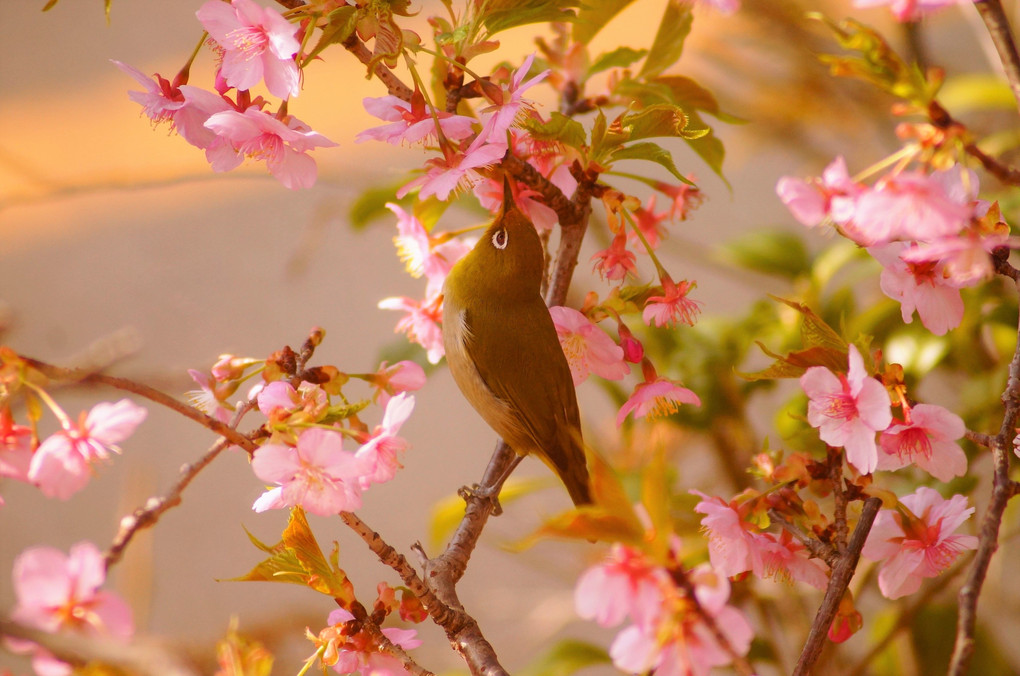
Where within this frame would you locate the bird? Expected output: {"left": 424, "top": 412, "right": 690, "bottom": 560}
{"left": 441, "top": 177, "right": 592, "bottom": 506}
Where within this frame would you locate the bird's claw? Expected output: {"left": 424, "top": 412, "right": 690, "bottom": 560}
{"left": 459, "top": 483, "right": 503, "bottom": 516}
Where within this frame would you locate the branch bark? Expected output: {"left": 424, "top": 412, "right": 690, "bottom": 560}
{"left": 793, "top": 496, "right": 882, "bottom": 676}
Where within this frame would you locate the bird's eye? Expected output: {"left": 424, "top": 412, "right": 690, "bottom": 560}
{"left": 491, "top": 228, "right": 508, "bottom": 250}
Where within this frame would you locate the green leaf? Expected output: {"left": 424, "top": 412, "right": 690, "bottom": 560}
{"left": 716, "top": 229, "right": 811, "bottom": 279}
{"left": 232, "top": 508, "right": 355, "bottom": 603}
{"left": 305, "top": 6, "right": 358, "bottom": 63}
{"left": 683, "top": 112, "right": 727, "bottom": 183}
{"left": 617, "top": 104, "right": 692, "bottom": 141}
{"left": 639, "top": 0, "right": 693, "bottom": 79}
{"left": 519, "top": 639, "right": 611, "bottom": 676}
{"left": 428, "top": 478, "right": 546, "bottom": 549}
{"left": 348, "top": 184, "right": 412, "bottom": 230}
{"left": 320, "top": 399, "right": 370, "bottom": 425}
{"left": 483, "top": 0, "right": 580, "bottom": 34}
{"left": 738, "top": 298, "right": 849, "bottom": 380}
{"left": 589, "top": 47, "right": 648, "bottom": 77}
{"left": 939, "top": 73, "right": 1016, "bottom": 113}
{"left": 521, "top": 112, "right": 588, "bottom": 149}
{"left": 609, "top": 142, "right": 685, "bottom": 182}
{"left": 590, "top": 108, "right": 608, "bottom": 155}
{"left": 573, "top": 0, "right": 635, "bottom": 44}
{"left": 653, "top": 75, "right": 744, "bottom": 122}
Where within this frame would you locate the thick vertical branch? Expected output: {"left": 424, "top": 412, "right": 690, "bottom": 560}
{"left": 974, "top": 0, "right": 1020, "bottom": 116}
{"left": 793, "top": 497, "right": 882, "bottom": 676}
{"left": 948, "top": 274, "right": 1020, "bottom": 674}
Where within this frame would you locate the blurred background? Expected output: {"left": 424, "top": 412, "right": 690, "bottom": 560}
{"left": 2, "top": 0, "right": 1017, "bottom": 673}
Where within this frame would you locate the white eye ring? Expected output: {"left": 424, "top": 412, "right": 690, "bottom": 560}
{"left": 491, "top": 228, "right": 508, "bottom": 250}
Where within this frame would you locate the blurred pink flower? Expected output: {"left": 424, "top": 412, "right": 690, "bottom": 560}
{"left": 862, "top": 487, "right": 977, "bottom": 599}
{"left": 29, "top": 400, "right": 147, "bottom": 500}
{"left": 870, "top": 242, "right": 964, "bottom": 335}
{"left": 186, "top": 368, "right": 235, "bottom": 424}
{"left": 196, "top": 0, "right": 301, "bottom": 99}
{"left": 800, "top": 344, "right": 892, "bottom": 474}
{"left": 204, "top": 107, "right": 337, "bottom": 189}
{"left": 252, "top": 427, "right": 364, "bottom": 516}
{"left": 900, "top": 228, "right": 1012, "bottom": 288}
{"left": 354, "top": 392, "right": 415, "bottom": 487}
{"left": 388, "top": 203, "right": 472, "bottom": 297}
{"left": 851, "top": 167, "right": 974, "bottom": 245}
{"left": 379, "top": 293, "right": 445, "bottom": 364}
{"left": 9, "top": 542, "right": 133, "bottom": 676}
{"left": 256, "top": 380, "right": 327, "bottom": 424}
{"left": 628, "top": 195, "right": 670, "bottom": 251}
{"left": 0, "top": 409, "right": 33, "bottom": 482}
{"left": 550, "top": 306, "right": 628, "bottom": 385}
{"left": 356, "top": 94, "right": 475, "bottom": 145}
{"left": 368, "top": 360, "right": 427, "bottom": 405}
{"left": 878, "top": 403, "right": 967, "bottom": 481}
{"left": 853, "top": 0, "right": 963, "bottom": 22}
{"left": 574, "top": 544, "right": 669, "bottom": 629}
{"left": 776, "top": 156, "right": 859, "bottom": 228}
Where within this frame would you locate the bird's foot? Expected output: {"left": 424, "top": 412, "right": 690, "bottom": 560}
{"left": 459, "top": 483, "right": 503, "bottom": 516}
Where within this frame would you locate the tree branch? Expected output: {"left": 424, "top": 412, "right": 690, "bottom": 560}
{"left": 974, "top": 0, "right": 1020, "bottom": 117}
{"left": 22, "top": 356, "right": 258, "bottom": 453}
{"left": 793, "top": 496, "right": 882, "bottom": 676}
{"left": 948, "top": 272, "right": 1020, "bottom": 674}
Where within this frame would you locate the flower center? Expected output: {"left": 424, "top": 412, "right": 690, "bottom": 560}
{"left": 227, "top": 25, "right": 268, "bottom": 61}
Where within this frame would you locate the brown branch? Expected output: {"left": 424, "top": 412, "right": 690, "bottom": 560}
{"left": 104, "top": 436, "right": 231, "bottom": 571}
{"left": 793, "top": 496, "right": 882, "bottom": 676}
{"left": 22, "top": 357, "right": 258, "bottom": 453}
{"left": 0, "top": 620, "right": 198, "bottom": 676}
{"left": 974, "top": 0, "right": 1020, "bottom": 117}
{"left": 345, "top": 598, "right": 433, "bottom": 676}
{"left": 342, "top": 34, "right": 414, "bottom": 101}
{"left": 948, "top": 291, "right": 1020, "bottom": 674}
{"left": 769, "top": 509, "right": 839, "bottom": 569}
{"left": 340, "top": 512, "right": 506, "bottom": 676}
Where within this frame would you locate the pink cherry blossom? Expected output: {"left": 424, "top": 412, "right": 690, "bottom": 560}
{"left": 870, "top": 242, "right": 964, "bottom": 335}
{"left": 324, "top": 608, "right": 422, "bottom": 676}
{"left": 28, "top": 400, "right": 147, "bottom": 500}
{"left": 9, "top": 542, "right": 133, "bottom": 676}
{"left": 479, "top": 53, "right": 550, "bottom": 138}
{"left": 694, "top": 0, "right": 741, "bottom": 14}
{"left": 251, "top": 427, "right": 364, "bottom": 516}
{"left": 757, "top": 530, "right": 829, "bottom": 589}
{"left": 642, "top": 276, "right": 702, "bottom": 328}
{"left": 204, "top": 107, "right": 337, "bottom": 189}
{"left": 549, "top": 306, "right": 628, "bottom": 385}
{"left": 617, "top": 361, "right": 701, "bottom": 426}
{"left": 628, "top": 195, "right": 670, "bottom": 251}
{"left": 616, "top": 322, "right": 644, "bottom": 364}
{"left": 176, "top": 84, "right": 236, "bottom": 153}
{"left": 776, "top": 156, "right": 859, "bottom": 228}
{"left": 356, "top": 94, "right": 475, "bottom": 145}
{"left": 396, "top": 131, "right": 507, "bottom": 201}
{"left": 800, "top": 344, "right": 892, "bottom": 474}
{"left": 473, "top": 175, "right": 560, "bottom": 232}
{"left": 853, "top": 0, "right": 963, "bottom": 22}
{"left": 185, "top": 368, "right": 236, "bottom": 424}
{"left": 653, "top": 178, "right": 704, "bottom": 221}
{"left": 388, "top": 203, "right": 472, "bottom": 297}
{"left": 877, "top": 403, "right": 967, "bottom": 481}
{"left": 256, "top": 380, "right": 327, "bottom": 423}
{"left": 368, "top": 360, "right": 427, "bottom": 405}
{"left": 850, "top": 168, "right": 974, "bottom": 245}
{"left": 574, "top": 544, "right": 670, "bottom": 629}
{"left": 899, "top": 228, "right": 1013, "bottom": 288}
{"left": 378, "top": 293, "right": 445, "bottom": 364}
{"left": 196, "top": 0, "right": 301, "bottom": 99}
{"left": 862, "top": 487, "right": 977, "bottom": 599}
{"left": 112, "top": 60, "right": 185, "bottom": 126}
{"left": 354, "top": 392, "right": 415, "bottom": 487}
{"left": 592, "top": 230, "right": 638, "bottom": 281}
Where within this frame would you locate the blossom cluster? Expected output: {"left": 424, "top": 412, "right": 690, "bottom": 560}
{"left": 575, "top": 544, "right": 753, "bottom": 676}
{"left": 778, "top": 159, "right": 1013, "bottom": 335}
{"left": 116, "top": 0, "right": 336, "bottom": 188}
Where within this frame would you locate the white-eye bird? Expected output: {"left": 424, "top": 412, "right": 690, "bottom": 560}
{"left": 442, "top": 178, "right": 592, "bottom": 506}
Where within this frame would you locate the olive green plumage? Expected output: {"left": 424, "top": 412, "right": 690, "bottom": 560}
{"left": 441, "top": 182, "right": 592, "bottom": 506}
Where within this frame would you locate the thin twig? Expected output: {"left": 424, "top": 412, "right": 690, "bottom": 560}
{"left": 793, "top": 497, "right": 882, "bottom": 676}
{"left": 22, "top": 357, "right": 257, "bottom": 453}
{"left": 973, "top": 0, "right": 1020, "bottom": 117}
{"left": 342, "top": 34, "right": 414, "bottom": 101}
{"left": 339, "top": 512, "right": 506, "bottom": 676}
{"left": 769, "top": 509, "right": 839, "bottom": 568}
{"left": 0, "top": 620, "right": 198, "bottom": 676}
{"left": 948, "top": 272, "right": 1020, "bottom": 673}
